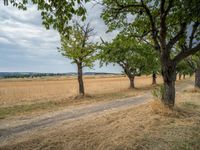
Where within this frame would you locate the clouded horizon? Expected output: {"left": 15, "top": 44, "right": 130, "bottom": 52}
{"left": 0, "top": 2, "right": 122, "bottom": 73}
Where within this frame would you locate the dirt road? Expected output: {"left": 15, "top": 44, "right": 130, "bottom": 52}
{"left": 0, "top": 80, "right": 193, "bottom": 143}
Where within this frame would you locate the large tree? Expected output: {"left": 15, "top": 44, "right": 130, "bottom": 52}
{"left": 100, "top": 33, "right": 159, "bottom": 88}
{"left": 59, "top": 22, "right": 97, "bottom": 96}
{"left": 101, "top": 0, "right": 200, "bottom": 108}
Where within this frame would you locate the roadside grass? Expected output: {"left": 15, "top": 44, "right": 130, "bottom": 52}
{"left": 0, "top": 83, "right": 162, "bottom": 120}
{"left": 143, "top": 97, "right": 200, "bottom": 150}
{"left": 0, "top": 89, "right": 138, "bottom": 119}
{"left": 1, "top": 86, "right": 200, "bottom": 150}
{"left": 184, "top": 87, "right": 200, "bottom": 93}
{"left": 0, "top": 101, "right": 55, "bottom": 119}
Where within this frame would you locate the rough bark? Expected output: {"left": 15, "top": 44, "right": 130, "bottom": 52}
{"left": 152, "top": 72, "right": 157, "bottom": 85}
{"left": 122, "top": 66, "right": 136, "bottom": 89}
{"left": 128, "top": 76, "right": 135, "bottom": 88}
{"left": 161, "top": 59, "right": 176, "bottom": 108}
{"left": 77, "top": 62, "right": 85, "bottom": 96}
{"left": 195, "top": 66, "right": 200, "bottom": 88}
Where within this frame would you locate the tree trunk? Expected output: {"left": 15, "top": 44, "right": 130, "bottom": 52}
{"left": 183, "top": 74, "right": 186, "bottom": 79}
{"left": 77, "top": 63, "right": 85, "bottom": 96}
{"left": 178, "top": 73, "right": 182, "bottom": 80}
{"left": 123, "top": 67, "right": 135, "bottom": 89}
{"left": 152, "top": 72, "right": 157, "bottom": 85}
{"left": 195, "top": 66, "right": 200, "bottom": 88}
{"left": 161, "top": 61, "right": 176, "bottom": 108}
{"left": 128, "top": 76, "right": 135, "bottom": 88}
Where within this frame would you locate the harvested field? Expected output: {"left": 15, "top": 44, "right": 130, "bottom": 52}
{"left": 0, "top": 79, "right": 199, "bottom": 150}
{"left": 0, "top": 76, "right": 162, "bottom": 106}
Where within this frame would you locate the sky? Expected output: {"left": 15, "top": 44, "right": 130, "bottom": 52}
{"left": 0, "top": 2, "right": 122, "bottom": 73}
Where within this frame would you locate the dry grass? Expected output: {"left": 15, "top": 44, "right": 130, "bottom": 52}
{"left": 184, "top": 87, "right": 200, "bottom": 93}
{"left": 0, "top": 89, "right": 136, "bottom": 119}
{"left": 1, "top": 82, "right": 200, "bottom": 150}
{"left": 0, "top": 76, "right": 162, "bottom": 106}
{"left": 0, "top": 75, "right": 163, "bottom": 119}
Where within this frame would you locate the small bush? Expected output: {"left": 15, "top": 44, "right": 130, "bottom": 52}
{"left": 151, "top": 84, "right": 165, "bottom": 100}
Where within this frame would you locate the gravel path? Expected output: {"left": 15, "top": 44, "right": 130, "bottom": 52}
{"left": 0, "top": 80, "right": 193, "bottom": 142}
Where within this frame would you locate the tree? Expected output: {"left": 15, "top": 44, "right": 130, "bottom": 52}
{"left": 194, "top": 53, "right": 200, "bottom": 88}
{"left": 177, "top": 21, "right": 200, "bottom": 88}
{"left": 3, "top": 0, "right": 89, "bottom": 35}
{"left": 185, "top": 53, "right": 200, "bottom": 88}
{"left": 99, "top": 33, "right": 159, "bottom": 88}
{"left": 101, "top": 0, "right": 200, "bottom": 108}
{"left": 176, "top": 60, "right": 193, "bottom": 80}
{"left": 59, "top": 22, "right": 97, "bottom": 96}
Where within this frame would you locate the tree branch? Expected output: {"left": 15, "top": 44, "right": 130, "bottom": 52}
{"left": 173, "top": 43, "right": 200, "bottom": 64}
{"left": 140, "top": 0, "right": 160, "bottom": 52}
{"left": 189, "top": 22, "right": 200, "bottom": 49}
{"left": 166, "top": 23, "right": 187, "bottom": 51}
{"left": 164, "top": 0, "right": 173, "bottom": 18}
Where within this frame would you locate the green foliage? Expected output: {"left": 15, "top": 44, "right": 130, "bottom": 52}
{"left": 187, "top": 52, "right": 200, "bottom": 71}
{"left": 176, "top": 60, "right": 194, "bottom": 76}
{"left": 152, "top": 85, "right": 165, "bottom": 100}
{"left": 59, "top": 22, "right": 97, "bottom": 68}
{"left": 101, "top": 0, "right": 199, "bottom": 33}
{"left": 99, "top": 33, "right": 160, "bottom": 77}
{"left": 101, "top": 0, "right": 200, "bottom": 62}
{"left": 175, "top": 47, "right": 200, "bottom": 75}
{"left": 5, "top": 0, "right": 90, "bottom": 35}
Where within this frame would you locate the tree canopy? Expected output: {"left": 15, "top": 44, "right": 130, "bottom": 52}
{"left": 99, "top": 33, "right": 159, "bottom": 88}
{"left": 59, "top": 22, "right": 97, "bottom": 68}
{"left": 101, "top": 0, "right": 200, "bottom": 107}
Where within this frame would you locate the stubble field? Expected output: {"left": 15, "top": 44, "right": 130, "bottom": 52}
{"left": 0, "top": 75, "right": 162, "bottom": 106}
{"left": 0, "top": 77, "right": 200, "bottom": 150}
{"left": 0, "top": 75, "right": 163, "bottom": 119}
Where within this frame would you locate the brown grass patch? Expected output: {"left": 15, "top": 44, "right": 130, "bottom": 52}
{"left": 184, "top": 87, "right": 200, "bottom": 93}
{"left": 0, "top": 89, "right": 137, "bottom": 119}
{"left": 1, "top": 83, "right": 200, "bottom": 150}
{"left": 150, "top": 100, "right": 173, "bottom": 115}
{"left": 0, "top": 76, "right": 163, "bottom": 119}
{"left": 0, "top": 76, "right": 163, "bottom": 107}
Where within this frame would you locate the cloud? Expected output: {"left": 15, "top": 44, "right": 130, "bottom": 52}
{"left": 0, "top": 2, "right": 122, "bottom": 73}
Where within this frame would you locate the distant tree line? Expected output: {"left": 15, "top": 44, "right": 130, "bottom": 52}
{"left": 0, "top": 73, "right": 68, "bottom": 79}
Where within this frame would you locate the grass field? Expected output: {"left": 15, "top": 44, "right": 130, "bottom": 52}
{"left": 0, "top": 75, "right": 162, "bottom": 119}
{"left": 1, "top": 76, "right": 200, "bottom": 150}
{"left": 0, "top": 76, "right": 162, "bottom": 105}
{"left": 1, "top": 78, "right": 200, "bottom": 150}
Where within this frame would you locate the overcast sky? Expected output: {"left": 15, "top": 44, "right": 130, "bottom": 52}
{"left": 0, "top": 2, "right": 122, "bottom": 73}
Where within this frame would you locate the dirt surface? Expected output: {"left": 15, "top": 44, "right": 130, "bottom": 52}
{"left": 0, "top": 79, "right": 193, "bottom": 145}
{"left": 0, "top": 93, "right": 151, "bottom": 141}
